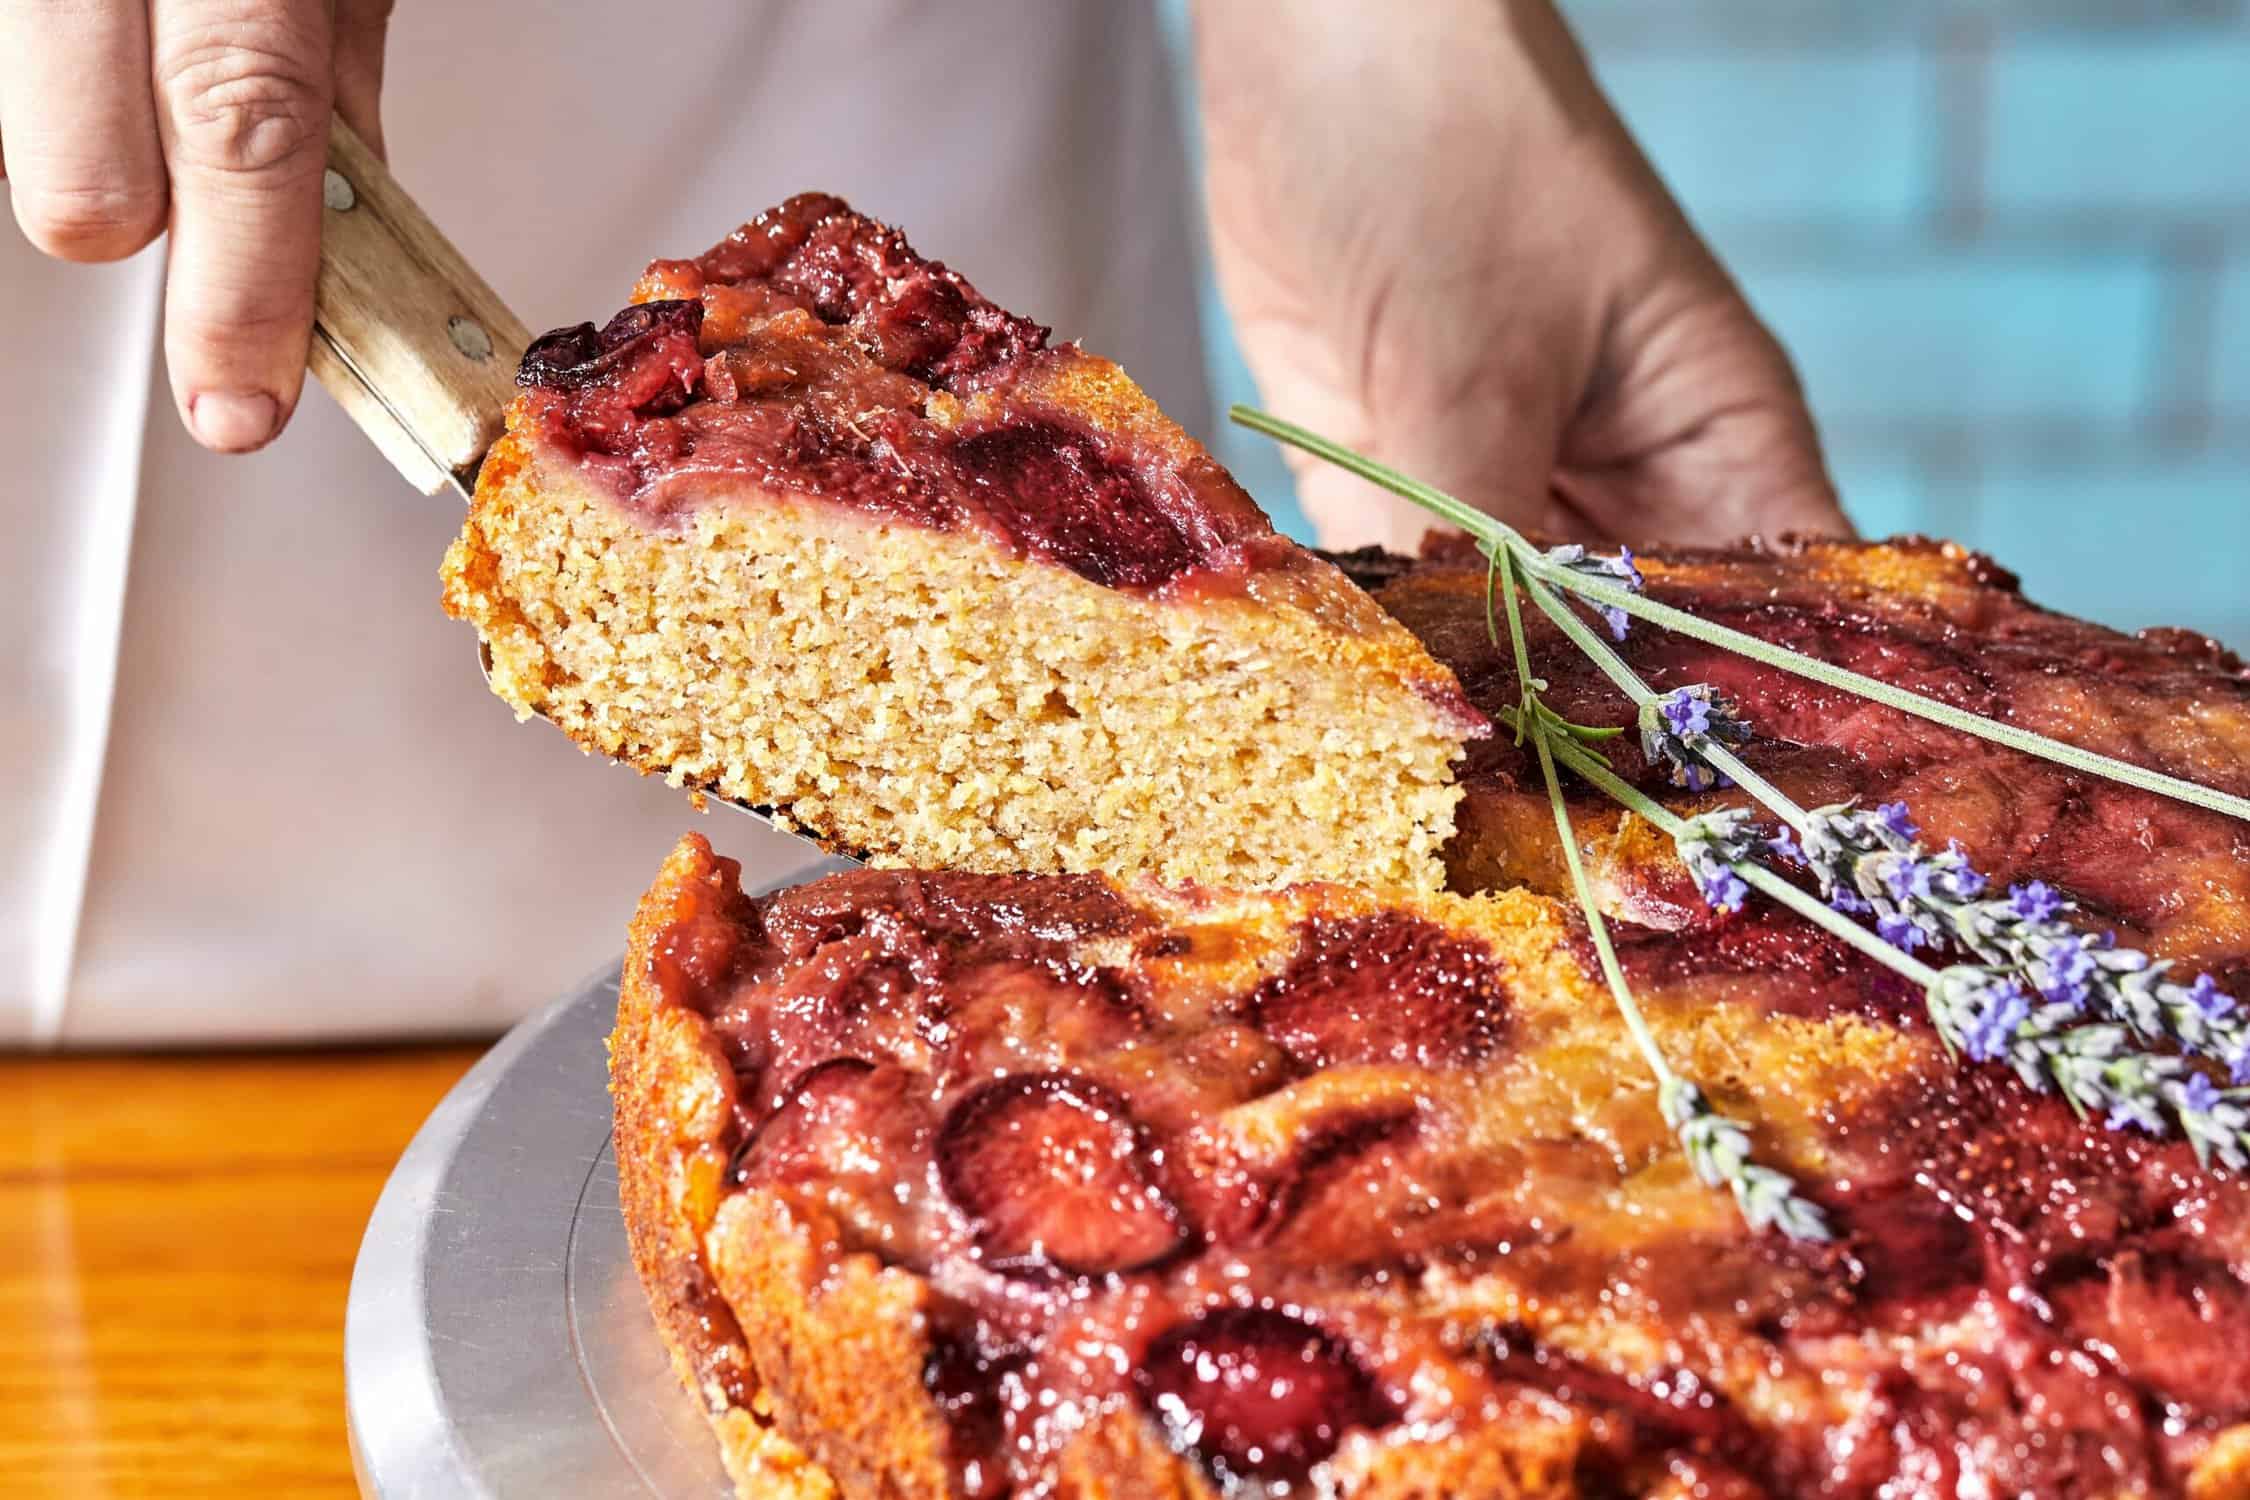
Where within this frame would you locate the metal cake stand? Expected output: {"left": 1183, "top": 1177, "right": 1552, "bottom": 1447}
{"left": 348, "top": 844, "right": 850, "bottom": 1500}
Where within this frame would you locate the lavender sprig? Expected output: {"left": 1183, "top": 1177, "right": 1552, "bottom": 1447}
{"left": 1927, "top": 967, "right": 2250, "bottom": 1169}
{"left": 1225, "top": 405, "right": 2250, "bottom": 1182}
{"left": 1638, "top": 684, "right": 1753, "bottom": 793}
{"left": 1797, "top": 803, "right": 2250, "bottom": 1083}
{"left": 1527, "top": 665, "right": 2250, "bottom": 1194}
{"left": 1660, "top": 1077, "right": 1832, "bottom": 1240}
{"left": 1543, "top": 543, "right": 1644, "bottom": 640}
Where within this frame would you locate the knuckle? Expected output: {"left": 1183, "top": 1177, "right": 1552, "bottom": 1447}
{"left": 18, "top": 181, "right": 168, "bottom": 261}
{"left": 161, "top": 29, "right": 329, "bottom": 178}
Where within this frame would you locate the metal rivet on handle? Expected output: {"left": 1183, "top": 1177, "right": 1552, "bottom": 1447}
{"left": 323, "top": 170, "right": 357, "bottom": 212}
{"left": 448, "top": 316, "right": 494, "bottom": 362}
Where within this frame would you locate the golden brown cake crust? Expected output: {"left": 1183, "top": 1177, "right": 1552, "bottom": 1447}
{"left": 612, "top": 837, "right": 839, "bottom": 1499}
{"left": 616, "top": 834, "right": 2250, "bottom": 1500}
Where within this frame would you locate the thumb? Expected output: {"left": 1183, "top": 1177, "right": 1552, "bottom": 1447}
{"left": 1253, "top": 341, "right": 1575, "bottom": 553}
{"left": 1557, "top": 285, "right": 1854, "bottom": 546}
{"left": 1287, "top": 408, "right": 1566, "bottom": 554}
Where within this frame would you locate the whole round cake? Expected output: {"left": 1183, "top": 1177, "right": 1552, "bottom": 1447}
{"left": 612, "top": 833, "right": 2250, "bottom": 1498}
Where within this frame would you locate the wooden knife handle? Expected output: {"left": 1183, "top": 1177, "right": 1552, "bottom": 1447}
{"left": 310, "top": 118, "right": 530, "bottom": 496}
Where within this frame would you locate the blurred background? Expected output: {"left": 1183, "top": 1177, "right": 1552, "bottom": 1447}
{"left": 1174, "top": 0, "right": 2250, "bottom": 650}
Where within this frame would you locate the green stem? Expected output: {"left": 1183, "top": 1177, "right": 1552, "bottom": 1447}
{"left": 1228, "top": 402, "right": 2250, "bottom": 826}
{"left": 1515, "top": 718, "right": 1685, "bottom": 837}
{"left": 1497, "top": 553, "right": 1677, "bottom": 1084}
{"left": 1521, "top": 571, "right": 1650, "bottom": 704}
{"left": 1496, "top": 547, "right": 1539, "bottom": 725}
{"left": 1535, "top": 714, "right": 1677, "bottom": 1081}
{"left": 1699, "top": 747, "right": 1813, "bottom": 833}
{"left": 1737, "top": 864, "right": 1944, "bottom": 988}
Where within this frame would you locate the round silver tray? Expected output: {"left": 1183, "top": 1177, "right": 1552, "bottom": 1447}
{"left": 347, "top": 963, "right": 729, "bottom": 1496}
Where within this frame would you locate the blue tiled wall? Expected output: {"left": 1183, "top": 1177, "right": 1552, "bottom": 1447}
{"left": 1173, "top": 2, "right": 2250, "bottom": 648}
{"left": 1984, "top": 31, "right": 2250, "bottom": 216}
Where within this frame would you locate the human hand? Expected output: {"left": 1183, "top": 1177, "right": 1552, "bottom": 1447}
{"left": 1, "top": 0, "right": 393, "bottom": 452}
{"left": 1192, "top": 0, "right": 1849, "bottom": 551}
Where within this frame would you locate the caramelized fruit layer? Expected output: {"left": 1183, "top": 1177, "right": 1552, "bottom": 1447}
{"left": 513, "top": 193, "right": 1278, "bottom": 594}
{"left": 635, "top": 836, "right": 2250, "bottom": 1499}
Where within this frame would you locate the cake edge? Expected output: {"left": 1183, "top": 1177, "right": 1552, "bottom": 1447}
{"left": 610, "top": 833, "right": 841, "bottom": 1500}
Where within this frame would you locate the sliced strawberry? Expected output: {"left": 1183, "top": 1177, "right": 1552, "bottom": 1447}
{"left": 731, "top": 1057, "right": 885, "bottom": 1185}
{"left": 1135, "top": 1306, "right": 1394, "bottom": 1486}
{"left": 1249, "top": 913, "right": 1509, "bottom": 1069}
{"left": 936, "top": 1072, "right": 1187, "bottom": 1276}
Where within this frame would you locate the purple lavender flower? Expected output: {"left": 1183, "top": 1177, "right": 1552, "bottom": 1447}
{"left": 1639, "top": 685, "right": 1751, "bottom": 791}
{"left": 1675, "top": 809, "right": 1761, "bottom": 915}
{"left": 1882, "top": 858, "right": 1934, "bottom": 904}
{"left": 2185, "top": 974, "right": 2235, "bottom": 1021}
{"left": 1958, "top": 978, "right": 2031, "bottom": 1063}
{"left": 1545, "top": 543, "right": 1645, "bottom": 640}
{"left": 1705, "top": 867, "right": 1748, "bottom": 912}
{"left": 1767, "top": 827, "right": 1803, "bottom": 863}
{"left": 2007, "top": 881, "right": 2064, "bottom": 924}
{"left": 1662, "top": 692, "right": 1712, "bottom": 739}
{"left": 1806, "top": 802, "right": 2250, "bottom": 1091}
{"left": 2039, "top": 943, "right": 2096, "bottom": 1008}
{"left": 2106, "top": 1095, "right": 2165, "bottom": 1135}
{"left": 2178, "top": 1071, "right": 2223, "bottom": 1116}
{"left": 1938, "top": 846, "right": 1988, "bottom": 900}
{"left": 1877, "top": 912, "right": 1925, "bottom": 951}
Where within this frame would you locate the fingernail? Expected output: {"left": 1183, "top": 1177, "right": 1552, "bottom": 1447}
{"left": 188, "top": 391, "right": 280, "bottom": 452}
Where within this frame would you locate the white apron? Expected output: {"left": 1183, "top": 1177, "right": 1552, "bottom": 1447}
{"left": 0, "top": 0, "right": 1207, "bottom": 1045}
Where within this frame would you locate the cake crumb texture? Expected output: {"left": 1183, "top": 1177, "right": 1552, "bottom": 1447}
{"left": 446, "top": 422, "right": 1470, "bottom": 891}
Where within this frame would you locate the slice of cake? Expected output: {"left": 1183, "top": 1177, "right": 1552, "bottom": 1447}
{"left": 614, "top": 832, "right": 2250, "bottom": 1499}
{"left": 442, "top": 194, "right": 1484, "bottom": 889}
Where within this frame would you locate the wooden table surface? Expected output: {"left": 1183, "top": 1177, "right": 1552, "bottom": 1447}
{"left": 0, "top": 1046, "right": 486, "bottom": 1499}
